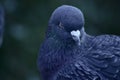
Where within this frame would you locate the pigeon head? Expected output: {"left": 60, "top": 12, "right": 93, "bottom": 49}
{"left": 47, "top": 5, "right": 86, "bottom": 45}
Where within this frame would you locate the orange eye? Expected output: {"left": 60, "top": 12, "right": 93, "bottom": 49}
{"left": 59, "top": 22, "right": 64, "bottom": 29}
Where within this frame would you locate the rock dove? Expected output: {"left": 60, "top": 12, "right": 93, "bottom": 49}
{"left": 0, "top": 5, "right": 4, "bottom": 47}
{"left": 37, "top": 5, "right": 120, "bottom": 80}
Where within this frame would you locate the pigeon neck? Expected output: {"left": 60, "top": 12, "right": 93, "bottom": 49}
{"left": 40, "top": 38, "right": 75, "bottom": 80}
{"left": 80, "top": 27, "right": 94, "bottom": 47}
{"left": 80, "top": 27, "right": 86, "bottom": 43}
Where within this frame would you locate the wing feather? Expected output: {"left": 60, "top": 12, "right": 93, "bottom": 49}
{"left": 55, "top": 35, "right": 120, "bottom": 80}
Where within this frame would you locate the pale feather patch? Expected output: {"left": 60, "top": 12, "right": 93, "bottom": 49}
{"left": 71, "top": 30, "right": 81, "bottom": 45}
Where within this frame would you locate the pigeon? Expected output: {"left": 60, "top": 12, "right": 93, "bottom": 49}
{"left": 0, "top": 5, "right": 4, "bottom": 47}
{"left": 37, "top": 5, "right": 120, "bottom": 80}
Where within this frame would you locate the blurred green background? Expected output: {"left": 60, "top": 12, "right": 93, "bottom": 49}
{"left": 0, "top": 0, "right": 120, "bottom": 80}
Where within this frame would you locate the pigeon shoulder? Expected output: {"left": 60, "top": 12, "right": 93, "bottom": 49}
{"left": 54, "top": 34, "right": 120, "bottom": 80}
{"left": 92, "top": 35, "right": 120, "bottom": 47}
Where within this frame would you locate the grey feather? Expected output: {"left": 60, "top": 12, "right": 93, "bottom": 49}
{"left": 55, "top": 35, "right": 120, "bottom": 80}
{"left": 37, "top": 5, "right": 120, "bottom": 80}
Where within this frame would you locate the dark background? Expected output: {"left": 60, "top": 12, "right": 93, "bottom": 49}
{"left": 0, "top": 0, "right": 120, "bottom": 80}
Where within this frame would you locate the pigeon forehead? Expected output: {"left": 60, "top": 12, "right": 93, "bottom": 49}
{"left": 53, "top": 5, "right": 83, "bottom": 15}
{"left": 49, "top": 5, "right": 84, "bottom": 24}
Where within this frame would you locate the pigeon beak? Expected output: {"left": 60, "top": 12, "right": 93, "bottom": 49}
{"left": 70, "top": 30, "right": 81, "bottom": 46}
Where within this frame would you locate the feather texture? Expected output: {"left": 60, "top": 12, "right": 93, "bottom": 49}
{"left": 37, "top": 5, "right": 120, "bottom": 80}
{"left": 55, "top": 35, "right": 120, "bottom": 80}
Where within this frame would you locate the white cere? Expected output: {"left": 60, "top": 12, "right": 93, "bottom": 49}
{"left": 71, "top": 30, "right": 81, "bottom": 45}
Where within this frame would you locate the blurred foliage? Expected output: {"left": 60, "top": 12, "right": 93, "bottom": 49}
{"left": 0, "top": 0, "right": 120, "bottom": 80}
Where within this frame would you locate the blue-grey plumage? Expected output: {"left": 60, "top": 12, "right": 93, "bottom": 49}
{"left": 55, "top": 35, "right": 120, "bottom": 80}
{"left": 37, "top": 5, "right": 120, "bottom": 80}
{"left": 0, "top": 5, "right": 4, "bottom": 47}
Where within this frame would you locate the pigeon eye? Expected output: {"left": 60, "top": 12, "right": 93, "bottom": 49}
{"left": 58, "top": 22, "right": 64, "bottom": 29}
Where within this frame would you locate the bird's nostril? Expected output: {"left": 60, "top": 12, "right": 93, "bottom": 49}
{"left": 70, "top": 30, "right": 80, "bottom": 38}
{"left": 70, "top": 30, "right": 81, "bottom": 45}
